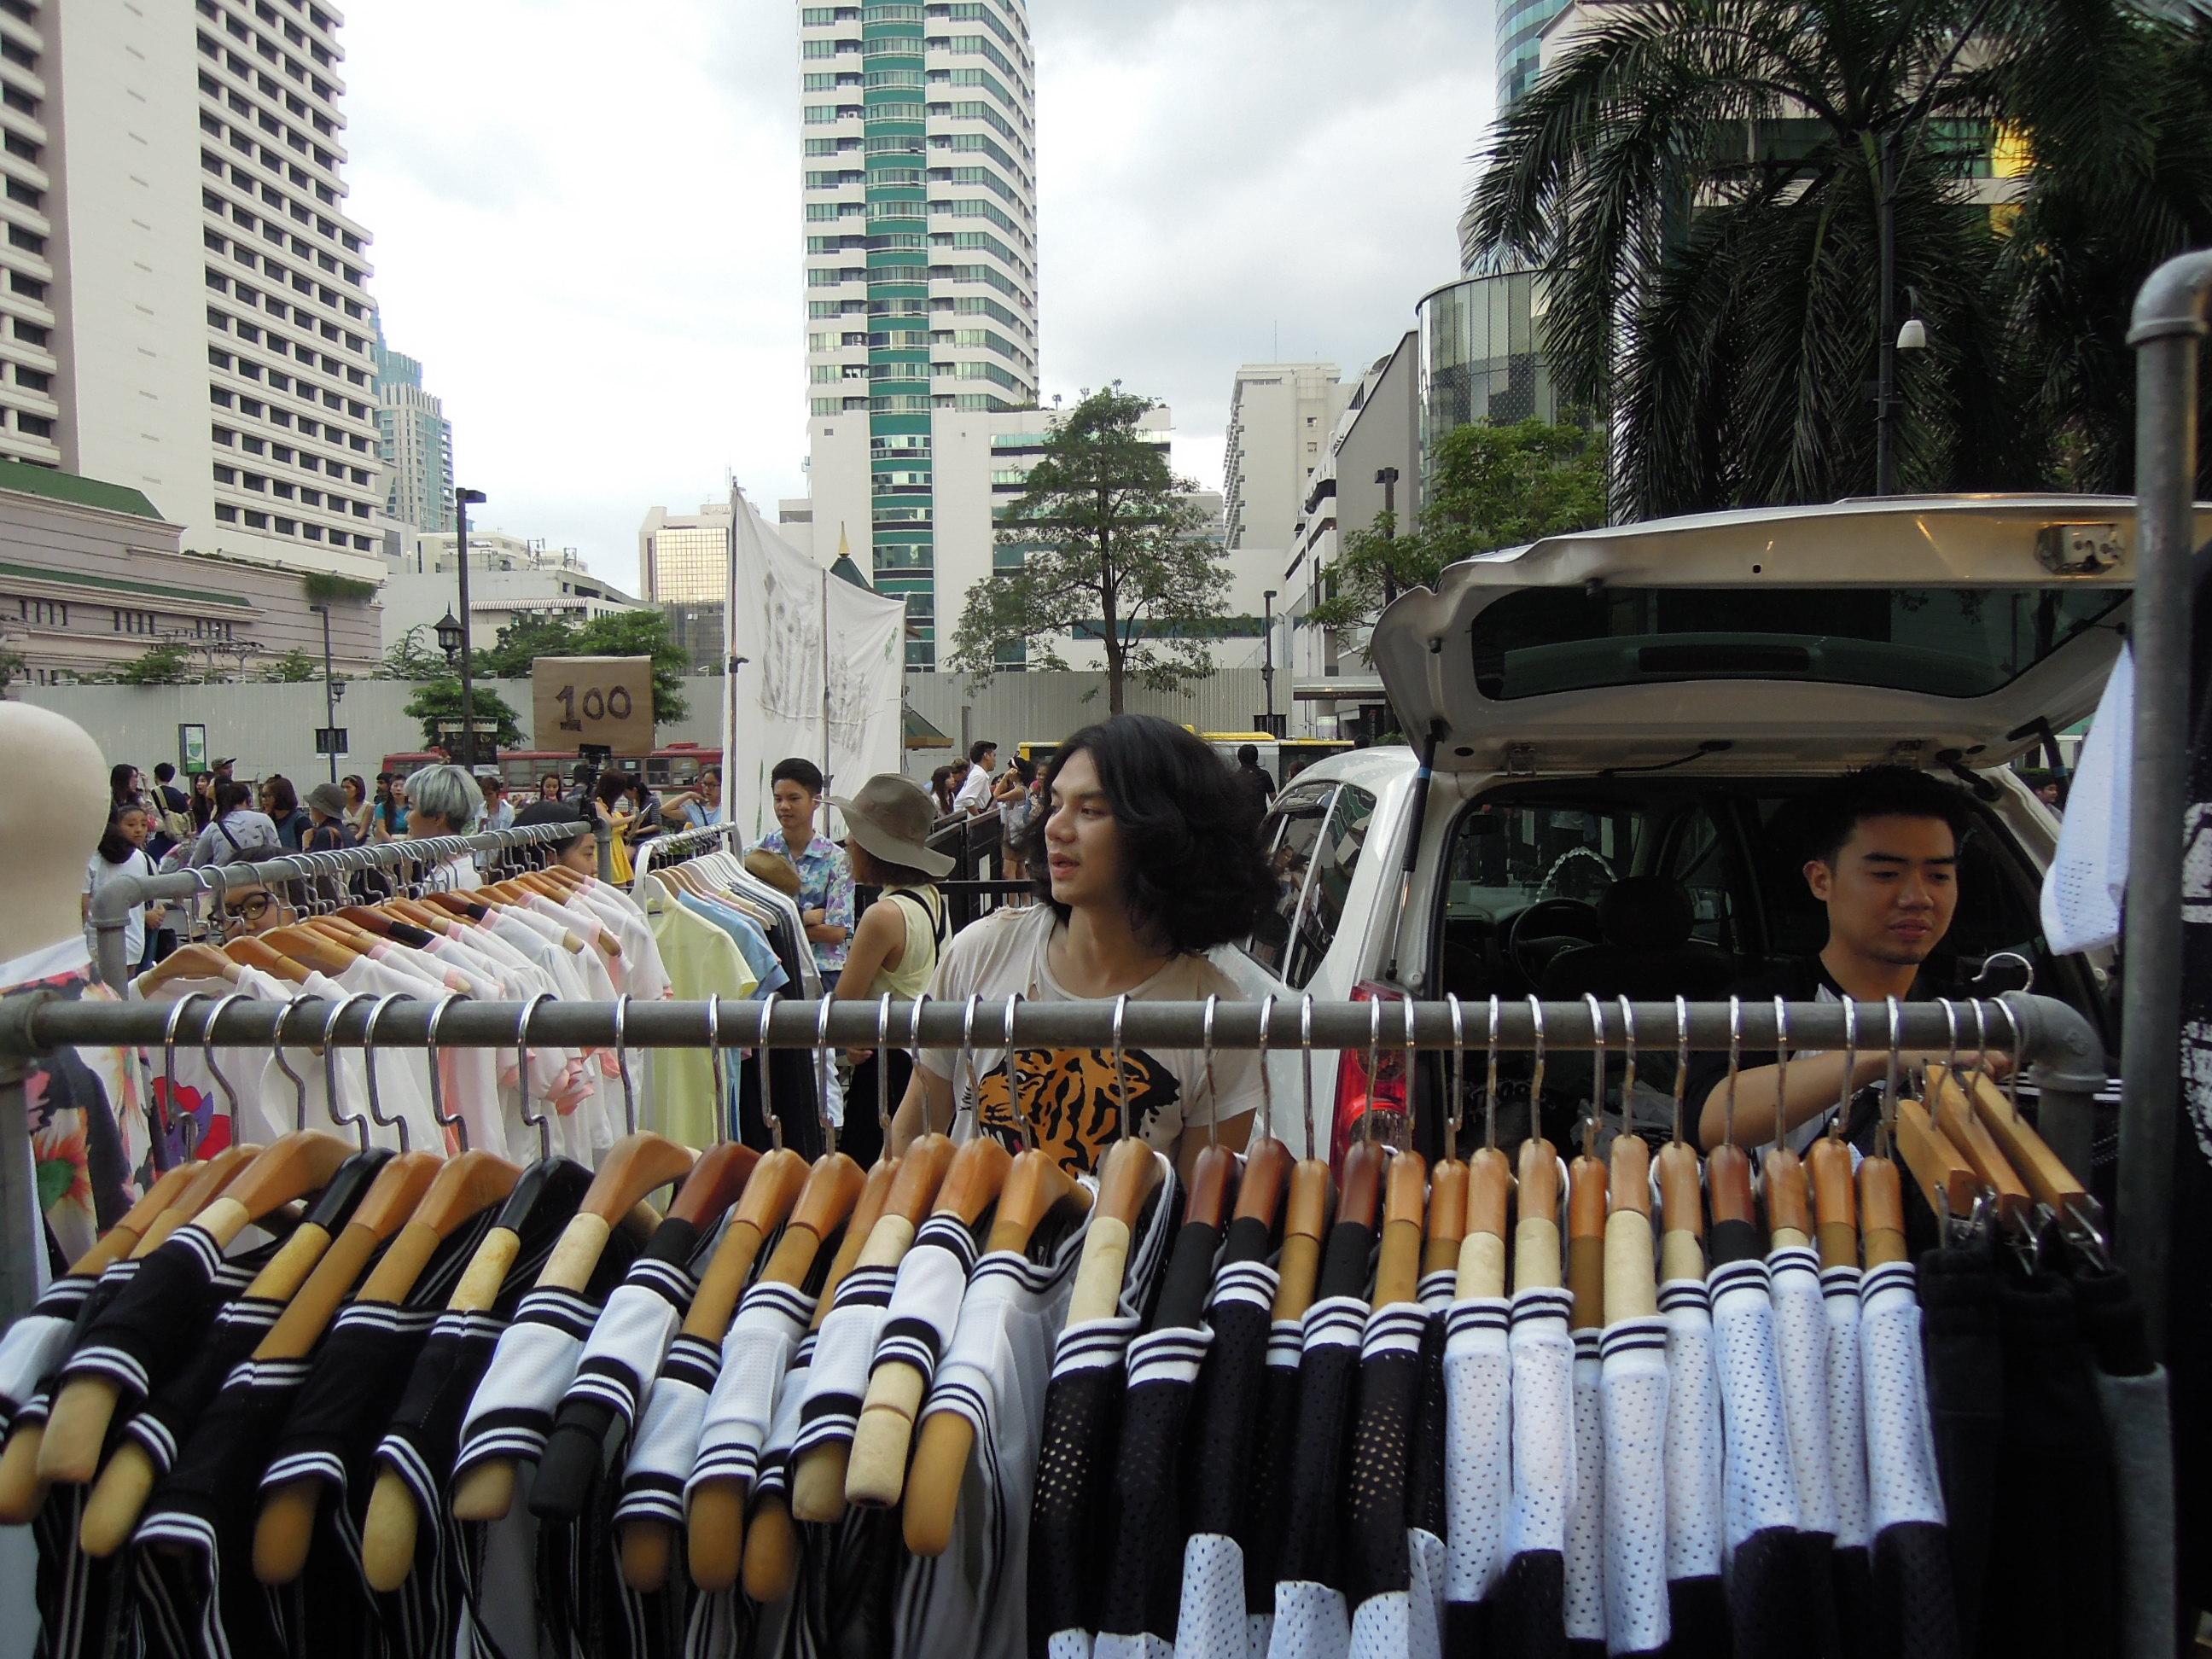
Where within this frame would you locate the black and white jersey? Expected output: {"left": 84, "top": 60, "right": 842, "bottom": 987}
{"left": 1174, "top": 1226, "right": 1278, "bottom": 1659}
{"left": 684, "top": 1275, "right": 816, "bottom": 1504}
{"left": 530, "top": 1216, "right": 707, "bottom": 1523}
{"left": 1497, "top": 1284, "right": 1575, "bottom": 1659}
{"left": 1262, "top": 1289, "right": 1369, "bottom": 1659}
{"left": 787, "top": 1249, "right": 903, "bottom": 1479}
{"left": 1858, "top": 1261, "right": 1958, "bottom": 1659}
{"left": 1442, "top": 1289, "right": 1513, "bottom": 1656}
{"left": 894, "top": 1211, "right": 1091, "bottom": 1659}
{"left": 0, "top": 1259, "right": 131, "bottom": 1433}
{"left": 859, "top": 1211, "right": 983, "bottom": 1468}
{"left": 1402, "top": 1270, "right": 1456, "bottom": 1659}
{"left": 1094, "top": 1208, "right": 1222, "bottom": 1659}
{"left": 1707, "top": 1249, "right": 1807, "bottom": 1658}
{"left": 1656, "top": 1277, "right": 1726, "bottom": 1657}
{"left": 1238, "top": 1314, "right": 1307, "bottom": 1653}
{"left": 52, "top": 1221, "right": 245, "bottom": 1420}
{"left": 1597, "top": 1311, "right": 1670, "bottom": 1657}
{"left": 1027, "top": 1153, "right": 1179, "bottom": 1659}
{"left": 1339, "top": 1271, "right": 1451, "bottom": 1659}
{"left": 1820, "top": 1264, "right": 1875, "bottom": 1659}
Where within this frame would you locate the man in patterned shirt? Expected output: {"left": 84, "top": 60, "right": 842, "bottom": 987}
{"left": 754, "top": 756, "right": 854, "bottom": 988}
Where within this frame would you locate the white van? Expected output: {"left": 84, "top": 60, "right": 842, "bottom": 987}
{"left": 1217, "top": 495, "right": 2189, "bottom": 1161}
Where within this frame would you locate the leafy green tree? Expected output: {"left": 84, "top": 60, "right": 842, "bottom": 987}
{"left": 403, "top": 678, "right": 523, "bottom": 752}
{"left": 379, "top": 625, "right": 448, "bottom": 682}
{"left": 114, "top": 641, "right": 198, "bottom": 686}
{"left": 259, "top": 648, "right": 319, "bottom": 683}
{"left": 1309, "top": 419, "right": 1610, "bottom": 642}
{"left": 477, "top": 610, "right": 690, "bottom": 728}
{"left": 947, "top": 387, "right": 1229, "bottom": 715}
{"left": 1465, "top": 0, "right": 2212, "bottom": 515}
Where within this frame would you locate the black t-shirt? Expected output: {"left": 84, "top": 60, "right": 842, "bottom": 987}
{"left": 1682, "top": 957, "right": 1956, "bottom": 1154}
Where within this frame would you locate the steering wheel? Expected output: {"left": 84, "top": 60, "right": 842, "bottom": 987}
{"left": 1508, "top": 897, "right": 1604, "bottom": 987}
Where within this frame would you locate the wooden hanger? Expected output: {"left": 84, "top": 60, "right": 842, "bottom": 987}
{"left": 615, "top": 1147, "right": 810, "bottom": 1593}
{"left": 225, "top": 937, "right": 311, "bottom": 984}
{"left": 253, "top": 1146, "right": 525, "bottom": 1585}
{"left": 1604, "top": 1132, "right": 1656, "bottom": 1324}
{"left": 261, "top": 924, "right": 360, "bottom": 975}
{"left": 1894, "top": 1097, "right": 1982, "bottom": 1225}
{"left": 786, "top": 1135, "right": 956, "bottom": 1528}
{"left": 742, "top": 1159, "right": 903, "bottom": 1600}
{"left": 137, "top": 942, "right": 242, "bottom": 991}
{"left": 335, "top": 905, "right": 400, "bottom": 938}
{"left": 903, "top": 1145, "right": 1092, "bottom": 1557}
{"left": 38, "top": 1129, "right": 358, "bottom": 1485}
{"left": 1762, "top": 1149, "right": 1813, "bottom": 1249}
{"left": 1961, "top": 1066, "right": 2090, "bottom": 1216}
{"left": 1373, "top": 1150, "right": 1429, "bottom": 1308}
{"left": 1424, "top": 1155, "right": 1470, "bottom": 1280}
{"left": 685, "top": 1150, "right": 869, "bottom": 1592}
{"left": 1511, "top": 998, "right": 1562, "bottom": 1293}
{"left": 1236, "top": 1134, "right": 1293, "bottom": 1236}
{"left": 1924, "top": 1064, "right": 2033, "bottom": 1226}
{"left": 1807, "top": 1134, "right": 1858, "bottom": 1269}
{"left": 1566, "top": 1120, "right": 1609, "bottom": 1332}
{"left": 81, "top": 1148, "right": 432, "bottom": 1557}
{"left": 841, "top": 1135, "right": 1010, "bottom": 1516}
{"left": 447, "top": 1132, "right": 696, "bottom": 1524}
{"left": 1858, "top": 1149, "right": 1908, "bottom": 1266}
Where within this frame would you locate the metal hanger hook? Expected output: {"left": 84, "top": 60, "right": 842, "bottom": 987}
{"left": 1200, "top": 994, "right": 1219, "bottom": 1150}
{"left": 1525, "top": 995, "right": 1545, "bottom": 1140}
{"left": 815, "top": 995, "right": 839, "bottom": 1155}
{"left": 1773, "top": 995, "right": 1789, "bottom": 1126}
{"left": 1723, "top": 994, "right": 1743, "bottom": 1147}
{"left": 158, "top": 991, "right": 211, "bottom": 1166}
{"left": 1298, "top": 992, "right": 1316, "bottom": 1160}
{"left": 271, "top": 994, "right": 318, "bottom": 1133}
{"left": 959, "top": 992, "right": 984, "bottom": 1133}
{"left": 1004, "top": 993, "right": 1029, "bottom": 1151}
{"left": 1447, "top": 992, "right": 1466, "bottom": 1149}
{"left": 425, "top": 992, "right": 472, "bottom": 1151}
{"left": 516, "top": 990, "right": 554, "bottom": 1161}
{"left": 876, "top": 992, "right": 897, "bottom": 1146}
{"left": 1111, "top": 992, "right": 1132, "bottom": 1143}
{"left": 1669, "top": 993, "right": 1689, "bottom": 1146}
{"left": 364, "top": 993, "right": 416, "bottom": 1153}
{"left": 320, "top": 992, "right": 376, "bottom": 1152}
{"left": 1582, "top": 992, "right": 1607, "bottom": 1130}
{"left": 613, "top": 992, "right": 638, "bottom": 1137}
{"left": 1616, "top": 996, "right": 1637, "bottom": 1137}
{"left": 1833, "top": 996, "right": 1857, "bottom": 1141}
{"left": 1485, "top": 995, "right": 1501, "bottom": 1152}
{"left": 1255, "top": 992, "right": 1276, "bottom": 1134}
{"left": 199, "top": 991, "right": 250, "bottom": 1124}
{"left": 754, "top": 992, "right": 782, "bottom": 1153}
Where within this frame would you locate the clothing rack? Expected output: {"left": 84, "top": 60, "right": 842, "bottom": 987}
{"left": 632, "top": 818, "right": 741, "bottom": 887}
{"left": 2121, "top": 247, "right": 2212, "bottom": 1349}
{"left": 83, "top": 819, "right": 611, "bottom": 992}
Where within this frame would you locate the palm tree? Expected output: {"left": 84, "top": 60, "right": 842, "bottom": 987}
{"left": 1467, "top": 0, "right": 2212, "bottom": 517}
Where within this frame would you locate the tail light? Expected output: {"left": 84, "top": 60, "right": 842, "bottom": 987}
{"left": 1333, "top": 981, "right": 1408, "bottom": 1174}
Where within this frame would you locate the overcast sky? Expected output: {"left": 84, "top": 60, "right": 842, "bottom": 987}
{"left": 344, "top": 0, "right": 1498, "bottom": 591}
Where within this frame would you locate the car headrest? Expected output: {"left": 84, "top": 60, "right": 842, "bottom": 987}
{"left": 1598, "top": 876, "right": 1694, "bottom": 950}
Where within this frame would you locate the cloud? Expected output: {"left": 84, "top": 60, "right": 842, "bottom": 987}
{"left": 341, "top": 0, "right": 1497, "bottom": 587}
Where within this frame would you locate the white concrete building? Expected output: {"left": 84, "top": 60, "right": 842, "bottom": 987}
{"left": 381, "top": 528, "right": 642, "bottom": 654}
{"left": 375, "top": 319, "right": 452, "bottom": 537}
{"left": 798, "top": 0, "right": 1040, "bottom": 667}
{"left": 638, "top": 502, "right": 735, "bottom": 605}
{"left": 2, "top": 0, "right": 385, "bottom": 581}
{"left": 1221, "top": 364, "right": 1354, "bottom": 553}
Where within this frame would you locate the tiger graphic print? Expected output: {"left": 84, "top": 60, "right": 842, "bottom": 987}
{"left": 971, "top": 1045, "right": 1183, "bottom": 1174}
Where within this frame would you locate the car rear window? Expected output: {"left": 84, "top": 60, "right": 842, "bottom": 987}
{"left": 1468, "top": 585, "right": 2127, "bottom": 701}
{"left": 1243, "top": 782, "right": 1377, "bottom": 989}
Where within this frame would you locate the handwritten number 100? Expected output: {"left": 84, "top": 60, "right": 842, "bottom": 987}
{"left": 555, "top": 684, "right": 632, "bottom": 731}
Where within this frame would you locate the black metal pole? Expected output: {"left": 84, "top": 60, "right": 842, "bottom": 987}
{"left": 1875, "top": 133, "right": 1899, "bottom": 496}
{"left": 1262, "top": 587, "right": 1276, "bottom": 732}
{"left": 1377, "top": 467, "right": 1400, "bottom": 605}
{"left": 312, "top": 602, "right": 337, "bottom": 783}
{"left": 455, "top": 489, "right": 478, "bottom": 768}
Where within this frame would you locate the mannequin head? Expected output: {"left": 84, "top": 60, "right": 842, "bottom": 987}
{"left": 0, "top": 704, "right": 111, "bottom": 963}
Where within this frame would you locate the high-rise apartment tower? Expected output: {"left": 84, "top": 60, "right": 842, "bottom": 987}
{"left": 0, "top": 0, "right": 385, "bottom": 577}
{"left": 375, "top": 317, "right": 453, "bottom": 537}
{"left": 799, "top": 0, "right": 1039, "bottom": 667}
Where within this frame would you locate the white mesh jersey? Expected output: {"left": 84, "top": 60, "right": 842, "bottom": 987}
{"left": 686, "top": 1277, "right": 817, "bottom": 1499}
{"left": 1656, "top": 1277, "right": 1726, "bottom": 1649}
{"left": 1599, "top": 1313, "right": 1672, "bottom": 1656}
{"left": 452, "top": 1285, "right": 602, "bottom": 1474}
{"left": 1707, "top": 1253, "right": 1807, "bottom": 1656}
{"left": 1499, "top": 1284, "right": 1576, "bottom": 1650}
{"left": 895, "top": 1213, "right": 1091, "bottom": 1659}
{"left": 1859, "top": 1260, "right": 1958, "bottom": 1656}
{"left": 1767, "top": 1245, "right": 1838, "bottom": 1539}
{"left": 1564, "top": 1324, "right": 1608, "bottom": 1649}
{"left": 1442, "top": 1294, "right": 1513, "bottom": 1639}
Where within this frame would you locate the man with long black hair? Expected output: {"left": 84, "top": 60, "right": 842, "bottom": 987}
{"left": 891, "top": 713, "right": 1278, "bottom": 1179}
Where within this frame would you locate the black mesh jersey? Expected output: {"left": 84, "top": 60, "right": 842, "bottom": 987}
{"left": 1173, "top": 1231, "right": 1277, "bottom": 1659}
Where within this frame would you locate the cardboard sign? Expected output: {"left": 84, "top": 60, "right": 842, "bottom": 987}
{"left": 533, "top": 656, "right": 654, "bottom": 755}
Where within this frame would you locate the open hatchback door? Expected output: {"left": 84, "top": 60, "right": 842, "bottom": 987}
{"left": 1369, "top": 495, "right": 2209, "bottom": 776}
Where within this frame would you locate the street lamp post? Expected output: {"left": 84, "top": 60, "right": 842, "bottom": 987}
{"left": 1261, "top": 588, "right": 1278, "bottom": 735}
{"left": 1375, "top": 467, "right": 1401, "bottom": 605}
{"left": 454, "top": 486, "right": 486, "bottom": 765}
{"left": 307, "top": 602, "right": 337, "bottom": 783}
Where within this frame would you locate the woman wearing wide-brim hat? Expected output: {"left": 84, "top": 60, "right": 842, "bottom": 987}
{"left": 828, "top": 773, "right": 952, "bottom": 1168}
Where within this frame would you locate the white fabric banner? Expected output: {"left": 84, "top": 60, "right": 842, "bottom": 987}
{"left": 724, "top": 489, "right": 905, "bottom": 841}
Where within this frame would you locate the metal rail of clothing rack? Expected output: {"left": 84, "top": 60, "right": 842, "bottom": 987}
{"left": 2122, "top": 247, "right": 2212, "bottom": 1354}
{"left": 632, "top": 818, "right": 742, "bottom": 887}
{"left": 81, "top": 819, "right": 613, "bottom": 992}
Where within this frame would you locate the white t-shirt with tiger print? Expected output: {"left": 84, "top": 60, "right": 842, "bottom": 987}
{"left": 917, "top": 903, "right": 1261, "bottom": 1174}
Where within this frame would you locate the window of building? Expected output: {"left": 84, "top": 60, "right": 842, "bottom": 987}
{"left": 15, "top": 412, "right": 49, "bottom": 439}
{"left": 9, "top": 271, "right": 44, "bottom": 301}
{"left": 6, "top": 224, "right": 42, "bottom": 254}
{"left": 11, "top": 317, "right": 45, "bottom": 346}
{"left": 1, "top": 177, "right": 38, "bottom": 209}
{"left": 15, "top": 364, "right": 46, "bottom": 393}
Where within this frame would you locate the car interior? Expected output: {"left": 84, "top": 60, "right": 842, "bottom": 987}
{"left": 1417, "top": 776, "right": 2106, "bottom": 1146}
